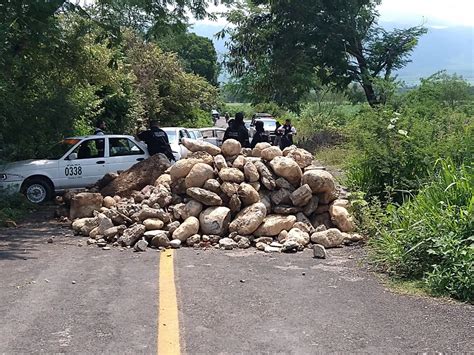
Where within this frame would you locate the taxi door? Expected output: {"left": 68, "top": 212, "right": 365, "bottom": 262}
{"left": 106, "top": 137, "right": 147, "bottom": 174}
{"left": 56, "top": 137, "right": 107, "bottom": 189}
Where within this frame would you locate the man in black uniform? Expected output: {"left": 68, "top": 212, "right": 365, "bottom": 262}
{"left": 94, "top": 119, "right": 107, "bottom": 135}
{"left": 137, "top": 120, "right": 175, "bottom": 161}
{"left": 223, "top": 112, "right": 250, "bottom": 148}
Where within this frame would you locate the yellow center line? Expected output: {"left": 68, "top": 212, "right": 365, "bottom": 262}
{"left": 157, "top": 249, "right": 181, "bottom": 355}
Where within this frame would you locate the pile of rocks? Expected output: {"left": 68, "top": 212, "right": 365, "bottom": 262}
{"left": 68, "top": 138, "right": 362, "bottom": 255}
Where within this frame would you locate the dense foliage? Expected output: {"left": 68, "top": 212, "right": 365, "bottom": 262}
{"left": 369, "top": 161, "right": 473, "bottom": 302}
{"left": 0, "top": 1, "right": 220, "bottom": 161}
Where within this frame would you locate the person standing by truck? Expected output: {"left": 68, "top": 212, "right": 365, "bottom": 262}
{"left": 137, "top": 120, "right": 175, "bottom": 161}
{"left": 223, "top": 112, "right": 250, "bottom": 148}
{"left": 278, "top": 119, "right": 297, "bottom": 149}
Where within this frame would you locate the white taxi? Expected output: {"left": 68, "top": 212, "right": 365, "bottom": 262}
{"left": 0, "top": 135, "right": 149, "bottom": 203}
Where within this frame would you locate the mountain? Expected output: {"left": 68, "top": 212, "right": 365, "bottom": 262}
{"left": 190, "top": 23, "right": 474, "bottom": 84}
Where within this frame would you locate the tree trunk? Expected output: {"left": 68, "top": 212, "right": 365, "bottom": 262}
{"left": 360, "top": 80, "right": 379, "bottom": 107}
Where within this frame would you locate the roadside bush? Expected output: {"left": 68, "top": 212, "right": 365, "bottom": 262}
{"left": 369, "top": 161, "right": 473, "bottom": 302}
{"left": 346, "top": 106, "right": 472, "bottom": 203}
{"left": 0, "top": 193, "right": 37, "bottom": 227}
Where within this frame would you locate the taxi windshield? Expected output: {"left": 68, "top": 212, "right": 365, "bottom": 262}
{"left": 45, "top": 139, "right": 80, "bottom": 160}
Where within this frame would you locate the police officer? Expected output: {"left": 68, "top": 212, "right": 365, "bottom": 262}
{"left": 137, "top": 120, "right": 175, "bottom": 161}
{"left": 250, "top": 120, "right": 269, "bottom": 148}
{"left": 223, "top": 112, "right": 250, "bottom": 148}
{"left": 94, "top": 119, "right": 106, "bottom": 135}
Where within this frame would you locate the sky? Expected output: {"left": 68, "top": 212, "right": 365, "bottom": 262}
{"left": 194, "top": 0, "right": 474, "bottom": 28}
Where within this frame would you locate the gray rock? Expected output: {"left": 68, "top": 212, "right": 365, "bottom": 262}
{"left": 170, "top": 239, "right": 182, "bottom": 248}
{"left": 134, "top": 239, "right": 148, "bottom": 252}
{"left": 313, "top": 244, "right": 327, "bottom": 259}
{"left": 290, "top": 184, "right": 313, "bottom": 207}
{"left": 219, "top": 237, "right": 238, "bottom": 250}
{"left": 281, "top": 239, "right": 300, "bottom": 252}
{"left": 186, "top": 187, "right": 223, "bottom": 206}
{"left": 237, "top": 237, "right": 251, "bottom": 249}
{"left": 118, "top": 224, "right": 146, "bottom": 247}
{"left": 150, "top": 232, "right": 170, "bottom": 248}
{"left": 264, "top": 245, "right": 281, "bottom": 253}
{"left": 186, "top": 234, "right": 201, "bottom": 247}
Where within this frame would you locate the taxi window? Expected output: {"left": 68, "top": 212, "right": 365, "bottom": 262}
{"left": 109, "top": 138, "right": 144, "bottom": 157}
{"left": 72, "top": 139, "right": 105, "bottom": 159}
{"left": 216, "top": 130, "right": 225, "bottom": 139}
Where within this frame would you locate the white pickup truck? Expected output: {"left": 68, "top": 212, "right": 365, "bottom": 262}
{"left": 0, "top": 135, "right": 150, "bottom": 203}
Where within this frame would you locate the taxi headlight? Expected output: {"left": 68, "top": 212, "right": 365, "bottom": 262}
{"left": 0, "top": 173, "right": 23, "bottom": 182}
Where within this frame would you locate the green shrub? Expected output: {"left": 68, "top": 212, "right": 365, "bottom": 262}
{"left": 0, "top": 193, "right": 37, "bottom": 226}
{"left": 369, "top": 161, "right": 473, "bottom": 301}
{"left": 346, "top": 106, "right": 472, "bottom": 203}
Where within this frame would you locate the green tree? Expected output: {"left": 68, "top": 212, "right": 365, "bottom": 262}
{"left": 222, "top": 0, "right": 426, "bottom": 108}
{"left": 157, "top": 32, "right": 219, "bottom": 85}
{"left": 125, "top": 33, "right": 219, "bottom": 127}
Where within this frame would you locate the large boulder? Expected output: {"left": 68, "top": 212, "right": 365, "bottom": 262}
{"left": 182, "top": 138, "right": 221, "bottom": 156}
{"left": 238, "top": 183, "right": 260, "bottom": 206}
{"left": 199, "top": 206, "right": 231, "bottom": 236}
{"left": 254, "top": 160, "right": 276, "bottom": 190}
{"left": 221, "top": 139, "right": 242, "bottom": 157}
{"left": 149, "top": 231, "right": 171, "bottom": 248}
{"left": 188, "top": 151, "right": 214, "bottom": 165}
{"left": 271, "top": 189, "right": 291, "bottom": 205}
{"left": 186, "top": 188, "right": 222, "bottom": 206}
{"left": 229, "top": 202, "right": 267, "bottom": 235}
{"left": 301, "top": 170, "right": 336, "bottom": 194}
{"left": 101, "top": 154, "right": 171, "bottom": 197}
{"left": 203, "top": 179, "right": 221, "bottom": 194}
{"left": 269, "top": 156, "right": 302, "bottom": 186}
{"left": 254, "top": 215, "right": 297, "bottom": 236}
{"left": 172, "top": 216, "right": 199, "bottom": 242}
{"left": 96, "top": 213, "right": 114, "bottom": 235}
{"left": 232, "top": 155, "right": 246, "bottom": 170}
{"left": 244, "top": 162, "right": 259, "bottom": 182}
{"left": 260, "top": 146, "right": 283, "bottom": 161}
{"left": 252, "top": 142, "right": 271, "bottom": 157}
{"left": 213, "top": 155, "right": 228, "bottom": 171}
{"left": 310, "top": 228, "right": 346, "bottom": 248}
{"left": 303, "top": 196, "right": 319, "bottom": 216}
{"left": 290, "top": 184, "right": 313, "bottom": 207}
{"left": 70, "top": 193, "right": 103, "bottom": 219}
{"left": 182, "top": 200, "right": 203, "bottom": 219}
{"left": 169, "top": 158, "right": 202, "bottom": 180}
{"left": 286, "top": 148, "right": 314, "bottom": 169}
{"left": 132, "top": 207, "right": 168, "bottom": 222}
{"left": 143, "top": 218, "right": 164, "bottom": 231}
{"left": 329, "top": 205, "right": 355, "bottom": 232}
{"left": 72, "top": 217, "right": 98, "bottom": 236}
{"left": 229, "top": 194, "right": 242, "bottom": 213}
{"left": 219, "top": 168, "right": 245, "bottom": 183}
{"left": 118, "top": 224, "right": 146, "bottom": 246}
{"left": 185, "top": 163, "right": 215, "bottom": 188}
{"left": 287, "top": 228, "right": 310, "bottom": 246}
{"left": 155, "top": 173, "right": 171, "bottom": 187}
{"left": 220, "top": 182, "right": 239, "bottom": 197}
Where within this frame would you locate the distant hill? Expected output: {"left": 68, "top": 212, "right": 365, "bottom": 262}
{"left": 190, "top": 23, "right": 474, "bottom": 84}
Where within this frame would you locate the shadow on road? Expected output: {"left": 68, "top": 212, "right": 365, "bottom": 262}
{"left": 0, "top": 209, "right": 63, "bottom": 261}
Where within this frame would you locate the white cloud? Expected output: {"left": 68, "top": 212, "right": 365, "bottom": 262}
{"left": 378, "top": 0, "right": 474, "bottom": 27}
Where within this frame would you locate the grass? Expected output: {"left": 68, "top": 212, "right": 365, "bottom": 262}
{"left": 368, "top": 160, "right": 473, "bottom": 302}
{"left": 314, "top": 145, "right": 354, "bottom": 169}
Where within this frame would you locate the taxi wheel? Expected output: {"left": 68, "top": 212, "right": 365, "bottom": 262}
{"left": 22, "top": 178, "right": 53, "bottom": 204}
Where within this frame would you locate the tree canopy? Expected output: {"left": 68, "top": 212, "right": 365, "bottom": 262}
{"left": 221, "top": 0, "right": 426, "bottom": 108}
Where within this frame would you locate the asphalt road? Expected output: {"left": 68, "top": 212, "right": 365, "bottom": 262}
{"left": 0, "top": 212, "right": 472, "bottom": 353}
